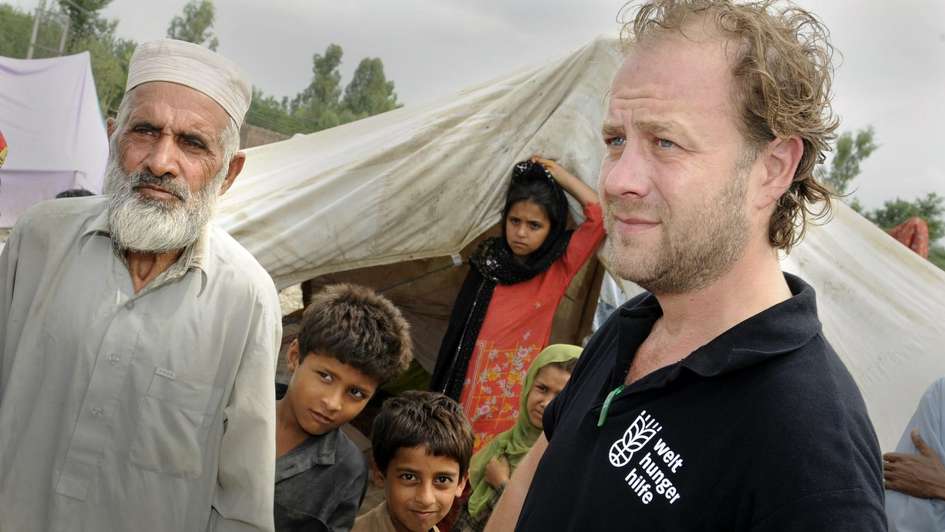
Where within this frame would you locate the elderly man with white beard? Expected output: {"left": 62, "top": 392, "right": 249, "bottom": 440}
{"left": 0, "top": 40, "right": 281, "bottom": 531}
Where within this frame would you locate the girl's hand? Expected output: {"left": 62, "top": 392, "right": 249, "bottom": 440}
{"left": 485, "top": 455, "right": 512, "bottom": 489}
{"left": 530, "top": 155, "right": 565, "bottom": 182}
{"left": 529, "top": 154, "right": 599, "bottom": 207}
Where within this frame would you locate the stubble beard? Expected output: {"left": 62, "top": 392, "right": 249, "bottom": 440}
{"left": 104, "top": 150, "right": 224, "bottom": 254}
{"left": 602, "top": 164, "right": 752, "bottom": 295}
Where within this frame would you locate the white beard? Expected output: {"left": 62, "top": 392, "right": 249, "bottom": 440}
{"left": 104, "top": 155, "right": 223, "bottom": 254}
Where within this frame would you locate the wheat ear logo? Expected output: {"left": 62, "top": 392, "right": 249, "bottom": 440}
{"left": 608, "top": 410, "right": 662, "bottom": 467}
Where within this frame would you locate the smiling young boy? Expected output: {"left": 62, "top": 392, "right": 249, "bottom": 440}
{"left": 274, "top": 284, "right": 412, "bottom": 532}
{"left": 354, "top": 391, "right": 474, "bottom": 532}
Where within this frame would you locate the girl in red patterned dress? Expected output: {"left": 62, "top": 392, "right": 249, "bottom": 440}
{"left": 431, "top": 156, "right": 604, "bottom": 451}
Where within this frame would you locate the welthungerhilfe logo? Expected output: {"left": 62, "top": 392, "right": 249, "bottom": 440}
{"left": 608, "top": 409, "right": 661, "bottom": 467}
{"left": 609, "top": 410, "right": 685, "bottom": 506}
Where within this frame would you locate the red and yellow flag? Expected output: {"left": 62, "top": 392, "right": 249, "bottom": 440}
{"left": 0, "top": 129, "right": 7, "bottom": 168}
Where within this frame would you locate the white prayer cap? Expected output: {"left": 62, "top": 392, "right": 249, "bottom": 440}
{"left": 125, "top": 39, "right": 251, "bottom": 126}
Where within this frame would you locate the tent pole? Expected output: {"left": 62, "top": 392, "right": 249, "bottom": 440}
{"left": 27, "top": 6, "right": 42, "bottom": 59}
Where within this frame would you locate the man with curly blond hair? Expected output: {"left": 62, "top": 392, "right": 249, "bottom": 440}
{"left": 485, "top": 2, "right": 885, "bottom": 530}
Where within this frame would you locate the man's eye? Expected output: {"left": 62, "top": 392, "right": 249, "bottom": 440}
{"left": 399, "top": 473, "right": 417, "bottom": 482}
{"left": 435, "top": 475, "right": 454, "bottom": 485}
{"left": 605, "top": 136, "right": 626, "bottom": 147}
{"left": 132, "top": 126, "right": 157, "bottom": 136}
{"left": 182, "top": 138, "right": 206, "bottom": 149}
{"left": 656, "top": 138, "right": 675, "bottom": 149}
{"left": 316, "top": 371, "right": 332, "bottom": 383}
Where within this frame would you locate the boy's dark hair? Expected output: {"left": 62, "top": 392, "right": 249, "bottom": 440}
{"left": 371, "top": 391, "right": 474, "bottom": 478}
{"left": 298, "top": 283, "right": 412, "bottom": 384}
{"left": 545, "top": 357, "right": 578, "bottom": 374}
{"left": 55, "top": 188, "right": 94, "bottom": 198}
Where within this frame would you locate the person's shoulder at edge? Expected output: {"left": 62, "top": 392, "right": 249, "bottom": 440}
{"left": 7, "top": 196, "right": 106, "bottom": 250}
{"left": 205, "top": 222, "right": 280, "bottom": 301}
{"left": 14, "top": 195, "right": 106, "bottom": 232}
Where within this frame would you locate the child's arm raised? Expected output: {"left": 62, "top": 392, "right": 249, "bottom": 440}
{"left": 483, "top": 434, "right": 549, "bottom": 532}
{"left": 531, "top": 155, "right": 599, "bottom": 208}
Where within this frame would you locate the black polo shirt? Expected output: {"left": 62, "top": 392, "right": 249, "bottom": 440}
{"left": 516, "top": 274, "right": 885, "bottom": 531}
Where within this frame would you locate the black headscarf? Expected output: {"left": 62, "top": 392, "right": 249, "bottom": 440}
{"left": 431, "top": 161, "right": 574, "bottom": 400}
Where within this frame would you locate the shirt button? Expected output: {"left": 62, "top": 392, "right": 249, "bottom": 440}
{"left": 90, "top": 407, "right": 104, "bottom": 417}
{"left": 125, "top": 300, "right": 135, "bottom": 310}
{"left": 107, "top": 354, "right": 120, "bottom": 366}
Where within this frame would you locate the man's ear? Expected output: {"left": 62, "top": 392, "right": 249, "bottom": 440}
{"left": 755, "top": 136, "right": 803, "bottom": 210}
{"left": 106, "top": 117, "right": 117, "bottom": 139}
{"left": 286, "top": 339, "right": 301, "bottom": 373}
{"left": 218, "top": 151, "right": 245, "bottom": 196}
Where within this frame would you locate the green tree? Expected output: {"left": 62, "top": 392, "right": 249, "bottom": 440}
{"left": 291, "top": 44, "right": 345, "bottom": 131}
{"left": 0, "top": 4, "right": 34, "bottom": 58}
{"left": 865, "top": 192, "right": 944, "bottom": 242}
{"left": 930, "top": 245, "right": 945, "bottom": 271}
{"left": 817, "top": 127, "right": 878, "bottom": 198}
{"left": 78, "top": 32, "right": 135, "bottom": 116}
{"left": 55, "top": 0, "right": 134, "bottom": 116}
{"left": 166, "top": 0, "right": 219, "bottom": 51}
{"left": 246, "top": 87, "right": 305, "bottom": 135}
{"left": 58, "top": 0, "right": 114, "bottom": 51}
{"left": 341, "top": 57, "right": 399, "bottom": 118}
{"left": 864, "top": 192, "right": 945, "bottom": 271}
{"left": 245, "top": 44, "right": 401, "bottom": 136}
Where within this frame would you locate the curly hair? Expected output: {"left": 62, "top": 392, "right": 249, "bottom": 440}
{"left": 298, "top": 283, "right": 412, "bottom": 384}
{"left": 620, "top": 0, "right": 838, "bottom": 251}
{"left": 371, "top": 391, "right": 474, "bottom": 478}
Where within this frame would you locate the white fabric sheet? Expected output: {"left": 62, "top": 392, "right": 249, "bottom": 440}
{"left": 218, "top": 37, "right": 620, "bottom": 289}
{"left": 0, "top": 51, "right": 108, "bottom": 226}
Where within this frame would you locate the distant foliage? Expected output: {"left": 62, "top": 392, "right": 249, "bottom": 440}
{"left": 864, "top": 192, "right": 945, "bottom": 275}
{"left": 247, "top": 43, "right": 400, "bottom": 135}
{"left": 0, "top": 5, "right": 34, "bottom": 59}
{"left": 58, "top": 0, "right": 114, "bottom": 51}
{"left": 817, "top": 127, "right": 878, "bottom": 197}
{"left": 2, "top": 6, "right": 399, "bottom": 134}
{"left": 816, "top": 127, "right": 944, "bottom": 270}
{"left": 343, "top": 57, "right": 399, "bottom": 118}
{"left": 167, "top": 0, "right": 219, "bottom": 51}
{"left": 865, "top": 193, "right": 944, "bottom": 242}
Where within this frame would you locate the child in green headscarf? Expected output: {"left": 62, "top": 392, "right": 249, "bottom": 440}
{"left": 454, "top": 344, "right": 581, "bottom": 532}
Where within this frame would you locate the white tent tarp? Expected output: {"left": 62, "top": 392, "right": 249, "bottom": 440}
{"left": 218, "top": 38, "right": 620, "bottom": 288}
{"left": 0, "top": 51, "right": 108, "bottom": 227}
{"left": 217, "top": 37, "right": 945, "bottom": 450}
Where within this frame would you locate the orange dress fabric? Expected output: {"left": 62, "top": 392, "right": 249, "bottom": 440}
{"left": 459, "top": 203, "right": 605, "bottom": 451}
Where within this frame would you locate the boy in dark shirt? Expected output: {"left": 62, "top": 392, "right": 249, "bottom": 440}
{"left": 354, "top": 391, "right": 473, "bottom": 532}
{"left": 274, "top": 283, "right": 412, "bottom": 532}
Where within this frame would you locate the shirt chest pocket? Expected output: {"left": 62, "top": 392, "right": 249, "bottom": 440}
{"left": 129, "top": 368, "right": 221, "bottom": 479}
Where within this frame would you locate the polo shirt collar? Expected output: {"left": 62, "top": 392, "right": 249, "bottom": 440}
{"left": 275, "top": 430, "right": 339, "bottom": 483}
{"left": 612, "top": 273, "right": 821, "bottom": 387}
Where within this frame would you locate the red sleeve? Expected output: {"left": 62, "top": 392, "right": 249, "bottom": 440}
{"left": 558, "top": 202, "right": 605, "bottom": 280}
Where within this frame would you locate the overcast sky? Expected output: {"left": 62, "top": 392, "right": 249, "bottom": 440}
{"left": 10, "top": 0, "right": 945, "bottom": 210}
